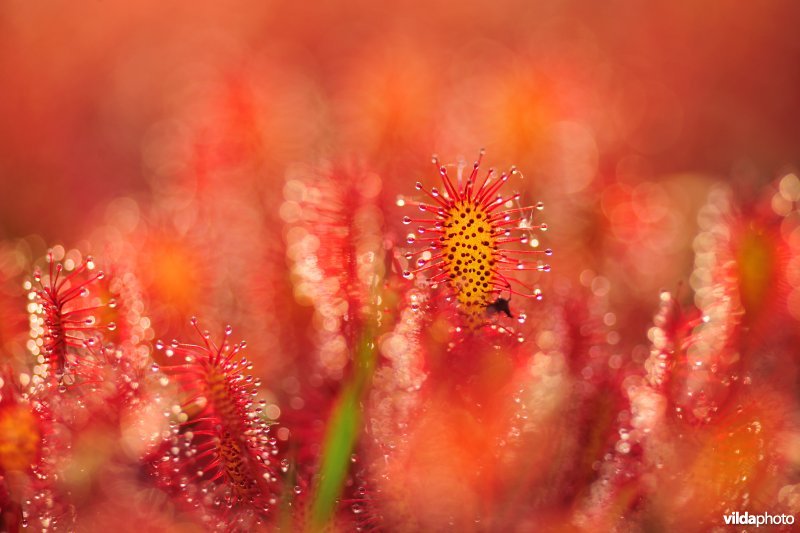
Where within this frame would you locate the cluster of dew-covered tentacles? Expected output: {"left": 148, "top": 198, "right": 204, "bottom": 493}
{"left": 0, "top": 247, "right": 283, "bottom": 531}
{"left": 1, "top": 153, "right": 800, "bottom": 532}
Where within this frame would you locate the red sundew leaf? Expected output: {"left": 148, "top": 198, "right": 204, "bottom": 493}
{"left": 74, "top": 259, "right": 156, "bottom": 418}
{"left": 665, "top": 187, "right": 745, "bottom": 424}
{"left": 401, "top": 150, "right": 549, "bottom": 330}
{"left": 656, "top": 181, "right": 798, "bottom": 426}
{"left": 552, "top": 285, "right": 619, "bottom": 381}
{"left": 28, "top": 250, "right": 109, "bottom": 389}
{"left": 580, "top": 286, "right": 721, "bottom": 527}
{"left": 367, "top": 287, "right": 428, "bottom": 452}
{"left": 148, "top": 319, "right": 282, "bottom": 530}
{"left": 639, "top": 287, "right": 732, "bottom": 428}
{"left": 646, "top": 387, "right": 798, "bottom": 530}
{"left": 645, "top": 290, "right": 704, "bottom": 392}
{"left": 0, "top": 370, "right": 73, "bottom": 531}
{"left": 721, "top": 177, "right": 799, "bottom": 348}
{"left": 691, "top": 180, "right": 800, "bottom": 354}
{"left": 574, "top": 389, "right": 650, "bottom": 531}
{"left": 283, "top": 162, "right": 386, "bottom": 379}
{"left": 26, "top": 250, "right": 155, "bottom": 429}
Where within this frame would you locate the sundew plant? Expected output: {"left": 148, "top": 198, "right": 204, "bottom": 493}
{"left": 2, "top": 2, "right": 800, "bottom": 532}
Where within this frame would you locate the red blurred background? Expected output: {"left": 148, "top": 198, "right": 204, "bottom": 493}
{"left": 2, "top": 2, "right": 800, "bottom": 530}
{"left": 2, "top": 1, "right": 799, "bottom": 239}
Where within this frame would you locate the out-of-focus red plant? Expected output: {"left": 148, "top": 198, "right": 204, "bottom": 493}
{"left": 148, "top": 320, "right": 281, "bottom": 530}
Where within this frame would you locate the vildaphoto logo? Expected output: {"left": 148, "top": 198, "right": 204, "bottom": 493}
{"left": 723, "top": 512, "right": 795, "bottom": 527}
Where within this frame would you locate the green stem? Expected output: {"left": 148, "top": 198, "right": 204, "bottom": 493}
{"left": 308, "top": 326, "right": 378, "bottom": 530}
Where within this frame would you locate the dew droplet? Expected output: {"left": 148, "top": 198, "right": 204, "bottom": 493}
{"left": 402, "top": 216, "right": 412, "bottom": 225}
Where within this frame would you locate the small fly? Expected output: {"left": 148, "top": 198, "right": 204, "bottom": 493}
{"left": 486, "top": 296, "right": 513, "bottom": 318}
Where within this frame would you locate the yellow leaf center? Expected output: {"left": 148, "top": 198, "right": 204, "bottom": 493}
{"left": 441, "top": 201, "right": 496, "bottom": 326}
